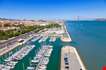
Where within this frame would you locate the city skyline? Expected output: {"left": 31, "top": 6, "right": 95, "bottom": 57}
{"left": 0, "top": 0, "right": 106, "bottom": 20}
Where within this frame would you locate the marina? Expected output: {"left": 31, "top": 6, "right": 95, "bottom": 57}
{"left": 26, "top": 45, "right": 53, "bottom": 70}
{"left": 0, "top": 45, "right": 35, "bottom": 70}
{"left": 38, "top": 36, "right": 48, "bottom": 43}
{"left": 0, "top": 22, "right": 87, "bottom": 70}
{"left": 31, "top": 36, "right": 41, "bottom": 42}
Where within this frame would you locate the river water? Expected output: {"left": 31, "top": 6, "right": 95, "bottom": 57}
{"left": 65, "top": 21, "right": 106, "bottom": 70}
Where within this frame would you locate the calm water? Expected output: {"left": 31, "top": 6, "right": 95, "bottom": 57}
{"left": 65, "top": 21, "right": 106, "bottom": 70}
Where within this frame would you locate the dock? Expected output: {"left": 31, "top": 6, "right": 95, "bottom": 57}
{"left": 61, "top": 46, "right": 86, "bottom": 70}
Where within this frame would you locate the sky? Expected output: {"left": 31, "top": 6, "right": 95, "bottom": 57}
{"left": 0, "top": 0, "right": 106, "bottom": 20}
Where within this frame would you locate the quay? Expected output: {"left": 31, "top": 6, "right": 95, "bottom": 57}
{"left": 61, "top": 46, "right": 86, "bottom": 70}
{"left": 61, "top": 23, "right": 72, "bottom": 42}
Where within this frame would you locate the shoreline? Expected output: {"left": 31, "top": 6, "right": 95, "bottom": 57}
{"left": 64, "top": 23, "right": 72, "bottom": 41}
{"left": 61, "top": 22, "right": 86, "bottom": 70}
{"left": 73, "top": 46, "right": 86, "bottom": 70}
{"left": 60, "top": 22, "right": 72, "bottom": 42}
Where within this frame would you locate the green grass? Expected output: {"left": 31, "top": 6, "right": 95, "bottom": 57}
{"left": 0, "top": 23, "right": 61, "bottom": 40}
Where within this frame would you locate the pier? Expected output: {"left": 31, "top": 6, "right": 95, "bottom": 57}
{"left": 61, "top": 46, "right": 86, "bottom": 70}
{"left": 61, "top": 23, "right": 72, "bottom": 42}
{"left": 60, "top": 22, "right": 86, "bottom": 70}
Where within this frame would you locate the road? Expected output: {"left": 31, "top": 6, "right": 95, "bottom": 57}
{"left": 0, "top": 31, "right": 36, "bottom": 49}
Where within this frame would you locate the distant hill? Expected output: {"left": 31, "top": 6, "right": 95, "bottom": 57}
{"left": 96, "top": 18, "right": 106, "bottom": 21}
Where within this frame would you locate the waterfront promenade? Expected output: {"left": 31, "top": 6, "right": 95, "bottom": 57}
{"left": 61, "top": 23, "right": 72, "bottom": 42}
{"left": 61, "top": 46, "right": 86, "bottom": 70}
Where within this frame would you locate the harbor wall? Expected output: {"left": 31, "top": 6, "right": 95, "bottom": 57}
{"left": 73, "top": 47, "right": 86, "bottom": 70}
{"left": 61, "top": 22, "right": 86, "bottom": 70}
{"left": 64, "top": 23, "right": 72, "bottom": 41}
